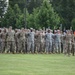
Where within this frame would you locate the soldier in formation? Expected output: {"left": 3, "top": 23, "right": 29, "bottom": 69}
{"left": 0, "top": 26, "right": 75, "bottom": 56}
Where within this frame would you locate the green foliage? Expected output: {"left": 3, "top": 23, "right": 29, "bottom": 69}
{"left": 0, "top": 0, "right": 7, "bottom": 18}
{"left": 9, "top": 0, "right": 43, "bottom": 13}
{"left": 1, "top": 0, "right": 60, "bottom": 29}
{"left": 27, "top": 8, "right": 39, "bottom": 29}
{"left": 3, "top": 0, "right": 74, "bottom": 29}
{"left": 52, "top": 0, "right": 75, "bottom": 29}
{"left": 2, "top": 6, "right": 15, "bottom": 27}
{"left": 13, "top": 4, "right": 23, "bottom": 28}
{"left": 2, "top": 4, "right": 24, "bottom": 28}
{"left": 37, "top": 0, "right": 60, "bottom": 29}
{"left": 71, "top": 18, "right": 75, "bottom": 30}
{"left": 27, "top": 0, "right": 60, "bottom": 29}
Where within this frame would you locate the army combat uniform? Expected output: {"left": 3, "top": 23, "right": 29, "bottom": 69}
{"left": 1, "top": 30, "right": 7, "bottom": 53}
{"left": 19, "top": 29, "right": 26, "bottom": 53}
{"left": 27, "top": 30, "right": 35, "bottom": 53}
{"left": 6, "top": 30, "right": 15, "bottom": 53}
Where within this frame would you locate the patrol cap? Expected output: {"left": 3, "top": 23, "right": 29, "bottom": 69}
{"left": 30, "top": 28, "right": 33, "bottom": 30}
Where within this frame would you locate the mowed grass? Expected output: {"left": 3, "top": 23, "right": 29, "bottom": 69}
{"left": 0, "top": 54, "right": 75, "bottom": 75}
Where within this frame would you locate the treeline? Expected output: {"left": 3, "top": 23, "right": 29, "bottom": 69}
{"left": 0, "top": 0, "right": 75, "bottom": 30}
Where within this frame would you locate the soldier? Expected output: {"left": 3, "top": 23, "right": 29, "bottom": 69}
{"left": 35, "top": 30, "right": 43, "bottom": 53}
{"left": 62, "top": 31, "right": 67, "bottom": 54}
{"left": 34, "top": 30, "right": 39, "bottom": 53}
{"left": 71, "top": 31, "right": 75, "bottom": 56}
{"left": 19, "top": 28, "right": 26, "bottom": 53}
{"left": 54, "top": 30, "right": 58, "bottom": 53}
{"left": 6, "top": 26, "right": 15, "bottom": 53}
{"left": 65, "top": 30, "right": 72, "bottom": 56}
{"left": 41, "top": 30, "right": 45, "bottom": 53}
{"left": 54, "top": 30, "right": 62, "bottom": 53}
{"left": 1, "top": 28, "right": 7, "bottom": 53}
{"left": 14, "top": 29, "right": 20, "bottom": 53}
{"left": 27, "top": 28, "right": 35, "bottom": 53}
{"left": 45, "top": 29, "right": 53, "bottom": 54}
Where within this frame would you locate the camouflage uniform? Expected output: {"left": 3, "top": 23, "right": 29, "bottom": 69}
{"left": 1, "top": 29, "right": 7, "bottom": 53}
{"left": 15, "top": 30, "right": 20, "bottom": 53}
{"left": 36, "top": 32, "right": 43, "bottom": 53}
{"left": 19, "top": 29, "right": 26, "bottom": 53}
{"left": 54, "top": 31, "right": 62, "bottom": 53}
{"left": 45, "top": 30, "right": 53, "bottom": 53}
{"left": 66, "top": 31, "right": 72, "bottom": 56}
{"left": 62, "top": 33, "right": 67, "bottom": 54}
{"left": 71, "top": 31, "right": 75, "bottom": 56}
{"left": 27, "top": 29, "right": 35, "bottom": 53}
{"left": 6, "top": 28, "right": 15, "bottom": 53}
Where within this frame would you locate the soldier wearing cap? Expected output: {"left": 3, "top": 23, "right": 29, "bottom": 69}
{"left": 1, "top": 28, "right": 7, "bottom": 53}
{"left": 6, "top": 26, "right": 15, "bottom": 53}
{"left": 65, "top": 30, "right": 72, "bottom": 56}
{"left": 19, "top": 28, "right": 26, "bottom": 53}
{"left": 14, "top": 29, "right": 20, "bottom": 53}
{"left": 27, "top": 28, "right": 35, "bottom": 53}
{"left": 45, "top": 29, "right": 53, "bottom": 54}
{"left": 54, "top": 30, "right": 62, "bottom": 53}
{"left": 71, "top": 31, "right": 75, "bottom": 56}
{"left": 35, "top": 30, "right": 43, "bottom": 53}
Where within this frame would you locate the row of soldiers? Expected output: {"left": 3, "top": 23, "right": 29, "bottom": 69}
{"left": 0, "top": 26, "right": 75, "bottom": 56}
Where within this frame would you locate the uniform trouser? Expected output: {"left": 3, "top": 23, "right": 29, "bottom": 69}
{"left": 52, "top": 42, "right": 55, "bottom": 53}
{"left": 0, "top": 42, "right": 2, "bottom": 53}
{"left": 63, "top": 42, "right": 66, "bottom": 54}
{"left": 19, "top": 40, "right": 26, "bottom": 53}
{"left": 71, "top": 43, "right": 75, "bottom": 56}
{"left": 16, "top": 41, "right": 20, "bottom": 53}
{"left": 36, "top": 42, "right": 43, "bottom": 53}
{"left": 55, "top": 42, "right": 61, "bottom": 53}
{"left": 46, "top": 41, "right": 52, "bottom": 53}
{"left": 2, "top": 41, "right": 6, "bottom": 53}
{"left": 66, "top": 43, "right": 71, "bottom": 56}
{"left": 27, "top": 41, "right": 34, "bottom": 53}
{"left": 61, "top": 42, "right": 63, "bottom": 53}
{"left": 7, "top": 41, "right": 15, "bottom": 53}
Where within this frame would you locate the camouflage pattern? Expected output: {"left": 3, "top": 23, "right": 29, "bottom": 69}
{"left": 6, "top": 27, "right": 15, "bottom": 53}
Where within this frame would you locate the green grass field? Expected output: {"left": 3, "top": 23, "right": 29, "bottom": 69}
{"left": 0, "top": 54, "right": 75, "bottom": 75}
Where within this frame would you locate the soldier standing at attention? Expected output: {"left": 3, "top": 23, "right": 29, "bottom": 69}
{"left": 6, "top": 26, "right": 15, "bottom": 54}
{"left": 27, "top": 28, "right": 35, "bottom": 54}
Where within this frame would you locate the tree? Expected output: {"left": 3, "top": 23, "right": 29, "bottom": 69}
{"left": 0, "top": 0, "right": 7, "bottom": 27}
{"left": 37, "top": 0, "right": 60, "bottom": 29}
{"left": 0, "top": 0, "right": 7, "bottom": 18}
{"left": 9, "top": 0, "right": 43, "bottom": 13}
{"left": 27, "top": 8, "right": 39, "bottom": 29}
{"left": 1, "top": 6, "right": 15, "bottom": 27}
{"left": 51, "top": 0, "right": 75, "bottom": 29}
{"left": 71, "top": 18, "right": 75, "bottom": 30}
{"left": 13, "top": 4, "right": 22, "bottom": 28}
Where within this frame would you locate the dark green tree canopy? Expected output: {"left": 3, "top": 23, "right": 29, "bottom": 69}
{"left": 0, "top": 0, "right": 7, "bottom": 18}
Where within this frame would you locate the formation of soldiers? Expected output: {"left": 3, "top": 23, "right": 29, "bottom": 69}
{"left": 0, "top": 26, "right": 75, "bottom": 56}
